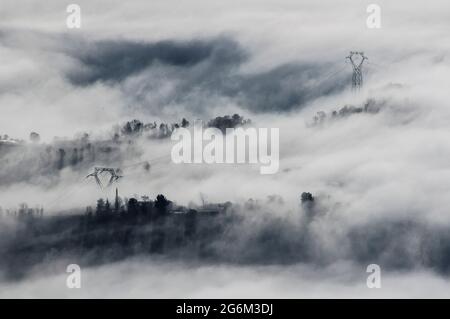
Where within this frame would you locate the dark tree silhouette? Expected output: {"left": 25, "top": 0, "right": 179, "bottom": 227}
{"left": 29, "top": 132, "right": 40, "bottom": 143}
{"left": 105, "top": 199, "right": 112, "bottom": 215}
{"left": 127, "top": 198, "right": 139, "bottom": 215}
{"left": 96, "top": 198, "right": 105, "bottom": 215}
{"left": 181, "top": 118, "right": 189, "bottom": 128}
{"left": 155, "top": 194, "right": 170, "bottom": 212}
{"left": 57, "top": 148, "right": 66, "bottom": 169}
{"left": 301, "top": 192, "right": 314, "bottom": 203}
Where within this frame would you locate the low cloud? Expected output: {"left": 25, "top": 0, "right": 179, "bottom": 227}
{"left": 1, "top": 0, "right": 450, "bottom": 298}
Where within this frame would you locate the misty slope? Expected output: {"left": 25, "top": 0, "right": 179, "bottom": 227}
{"left": 0, "top": 114, "right": 250, "bottom": 187}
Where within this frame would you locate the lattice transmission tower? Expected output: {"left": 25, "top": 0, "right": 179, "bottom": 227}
{"left": 346, "top": 51, "right": 367, "bottom": 90}
{"left": 86, "top": 167, "right": 122, "bottom": 188}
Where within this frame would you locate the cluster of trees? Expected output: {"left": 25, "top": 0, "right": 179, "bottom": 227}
{"left": 0, "top": 134, "right": 22, "bottom": 145}
{"left": 0, "top": 134, "right": 11, "bottom": 141}
{"left": 0, "top": 130, "right": 130, "bottom": 185}
{"left": 0, "top": 191, "right": 328, "bottom": 281}
{"left": 0, "top": 132, "right": 40, "bottom": 144}
{"left": 30, "top": 139, "right": 111, "bottom": 172}
{"left": 207, "top": 114, "right": 251, "bottom": 133}
{"left": 0, "top": 114, "right": 251, "bottom": 187}
{"left": 0, "top": 203, "right": 44, "bottom": 219}
{"left": 117, "top": 113, "right": 250, "bottom": 139}
{"left": 86, "top": 194, "right": 174, "bottom": 220}
{"left": 117, "top": 118, "right": 190, "bottom": 140}
{"left": 312, "top": 98, "right": 381, "bottom": 125}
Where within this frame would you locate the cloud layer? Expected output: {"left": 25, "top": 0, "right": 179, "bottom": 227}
{"left": 1, "top": 0, "right": 450, "bottom": 298}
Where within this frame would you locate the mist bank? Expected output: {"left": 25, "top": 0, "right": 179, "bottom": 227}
{"left": 0, "top": 114, "right": 251, "bottom": 188}
{"left": 3, "top": 258, "right": 450, "bottom": 298}
{"left": 2, "top": 191, "right": 450, "bottom": 283}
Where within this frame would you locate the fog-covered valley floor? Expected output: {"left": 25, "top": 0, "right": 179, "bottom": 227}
{"left": 3, "top": 259, "right": 450, "bottom": 299}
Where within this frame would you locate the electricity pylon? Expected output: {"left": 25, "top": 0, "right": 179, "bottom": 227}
{"left": 346, "top": 51, "right": 367, "bottom": 90}
{"left": 86, "top": 167, "right": 122, "bottom": 188}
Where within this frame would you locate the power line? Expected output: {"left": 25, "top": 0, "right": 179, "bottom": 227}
{"left": 321, "top": 65, "right": 348, "bottom": 83}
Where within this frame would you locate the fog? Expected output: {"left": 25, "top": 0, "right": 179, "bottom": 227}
{"left": 1, "top": 0, "right": 450, "bottom": 298}
{"left": 3, "top": 258, "right": 450, "bottom": 298}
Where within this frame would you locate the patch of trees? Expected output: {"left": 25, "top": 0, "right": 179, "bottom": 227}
{"left": 119, "top": 118, "right": 190, "bottom": 140}
{"left": 312, "top": 98, "right": 381, "bottom": 125}
{"left": 207, "top": 114, "right": 251, "bottom": 133}
{"left": 0, "top": 114, "right": 252, "bottom": 186}
{"left": 0, "top": 203, "right": 44, "bottom": 219}
{"left": 89, "top": 193, "right": 174, "bottom": 221}
{"left": 118, "top": 114, "right": 251, "bottom": 139}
